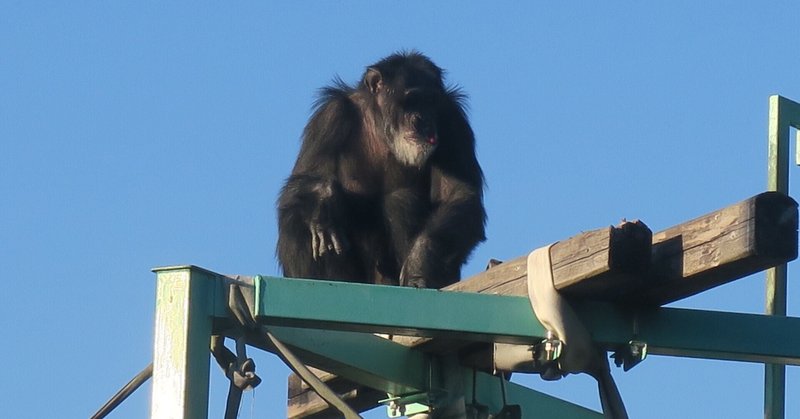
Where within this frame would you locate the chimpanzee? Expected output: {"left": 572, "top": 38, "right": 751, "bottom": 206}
{"left": 277, "top": 51, "right": 485, "bottom": 289}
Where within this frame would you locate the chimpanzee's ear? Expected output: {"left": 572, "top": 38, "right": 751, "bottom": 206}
{"left": 364, "top": 67, "right": 383, "bottom": 94}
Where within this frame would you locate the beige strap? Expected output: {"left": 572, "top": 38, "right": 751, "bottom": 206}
{"left": 527, "top": 244, "right": 628, "bottom": 419}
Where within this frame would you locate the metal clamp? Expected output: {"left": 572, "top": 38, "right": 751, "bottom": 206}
{"left": 380, "top": 393, "right": 434, "bottom": 418}
{"left": 380, "top": 382, "right": 450, "bottom": 418}
{"left": 611, "top": 313, "right": 648, "bottom": 371}
{"left": 612, "top": 340, "right": 648, "bottom": 372}
{"left": 534, "top": 331, "right": 563, "bottom": 363}
{"left": 534, "top": 331, "right": 565, "bottom": 381}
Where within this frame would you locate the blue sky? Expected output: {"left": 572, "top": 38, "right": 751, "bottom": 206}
{"left": 2, "top": 2, "right": 799, "bottom": 418}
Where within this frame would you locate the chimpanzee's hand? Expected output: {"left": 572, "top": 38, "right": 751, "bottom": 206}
{"left": 399, "top": 268, "right": 427, "bottom": 288}
{"left": 309, "top": 221, "right": 348, "bottom": 260}
{"left": 399, "top": 238, "right": 430, "bottom": 288}
{"left": 304, "top": 180, "right": 350, "bottom": 260}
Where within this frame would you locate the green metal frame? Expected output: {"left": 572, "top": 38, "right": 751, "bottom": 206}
{"left": 765, "top": 95, "right": 800, "bottom": 419}
{"left": 148, "top": 266, "right": 800, "bottom": 418}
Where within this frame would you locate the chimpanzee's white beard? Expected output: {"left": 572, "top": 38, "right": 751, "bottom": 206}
{"left": 390, "top": 138, "right": 437, "bottom": 167}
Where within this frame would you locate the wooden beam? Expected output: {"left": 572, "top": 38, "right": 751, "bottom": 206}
{"left": 637, "top": 191, "right": 797, "bottom": 305}
{"left": 447, "top": 220, "right": 653, "bottom": 300}
{"left": 450, "top": 192, "right": 797, "bottom": 305}
{"left": 287, "top": 367, "right": 384, "bottom": 418}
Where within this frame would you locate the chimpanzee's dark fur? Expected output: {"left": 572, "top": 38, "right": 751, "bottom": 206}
{"left": 277, "top": 52, "right": 485, "bottom": 289}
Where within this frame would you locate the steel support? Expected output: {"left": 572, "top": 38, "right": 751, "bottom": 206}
{"left": 150, "top": 266, "right": 216, "bottom": 419}
{"left": 765, "top": 95, "right": 800, "bottom": 419}
{"left": 146, "top": 265, "right": 800, "bottom": 418}
{"left": 262, "top": 326, "right": 602, "bottom": 418}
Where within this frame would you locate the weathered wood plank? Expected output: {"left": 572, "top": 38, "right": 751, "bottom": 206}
{"left": 447, "top": 220, "right": 653, "bottom": 300}
{"left": 450, "top": 192, "right": 797, "bottom": 305}
{"left": 287, "top": 367, "right": 384, "bottom": 418}
{"left": 288, "top": 366, "right": 335, "bottom": 398}
{"left": 637, "top": 191, "right": 797, "bottom": 305}
{"left": 288, "top": 386, "right": 384, "bottom": 419}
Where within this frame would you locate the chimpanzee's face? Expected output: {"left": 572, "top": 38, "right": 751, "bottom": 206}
{"left": 365, "top": 67, "right": 443, "bottom": 167}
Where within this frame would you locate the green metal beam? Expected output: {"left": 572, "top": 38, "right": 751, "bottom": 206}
{"left": 585, "top": 303, "right": 800, "bottom": 365}
{"left": 765, "top": 95, "right": 800, "bottom": 419}
{"left": 254, "top": 275, "right": 546, "bottom": 341}
{"left": 254, "top": 276, "right": 800, "bottom": 365}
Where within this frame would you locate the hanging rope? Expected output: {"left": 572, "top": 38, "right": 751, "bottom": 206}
{"left": 210, "top": 334, "right": 262, "bottom": 419}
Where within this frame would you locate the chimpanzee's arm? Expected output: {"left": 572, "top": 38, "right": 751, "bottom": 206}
{"left": 400, "top": 91, "right": 486, "bottom": 288}
{"left": 277, "top": 87, "right": 359, "bottom": 277}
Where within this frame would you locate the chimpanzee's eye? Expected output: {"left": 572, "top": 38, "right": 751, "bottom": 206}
{"left": 404, "top": 88, "right": 436, "bottom": 107}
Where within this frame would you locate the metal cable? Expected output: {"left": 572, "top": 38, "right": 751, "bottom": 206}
{"left": 91, "top": 363, "right": 153, "bottom": 419}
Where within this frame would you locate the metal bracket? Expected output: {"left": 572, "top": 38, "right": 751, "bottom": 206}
{"left": 490, "top": 332, "right": 566, "bottom": 381}
{"left": 533, "top": 332, "right": 565, "bottom": 381}
{"left": 611, "top": 313, "right": 648, "bottom": 372}
{"left": 611, "top": 340, "right": 648, "bottom": 372}
{"left": 381, "top": 392, "right": 436, "bottom": 417}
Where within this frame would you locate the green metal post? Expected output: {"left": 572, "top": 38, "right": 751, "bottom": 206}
{"left": 150, "top": 266, "right": 216, "bottom": 419}
{"left": 765, "top": 95, "right": 800, "bottom": 419}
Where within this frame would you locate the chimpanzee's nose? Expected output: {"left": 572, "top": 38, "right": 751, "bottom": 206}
{"left": 413, "top": 114, "right": 432, "bottom": 133}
